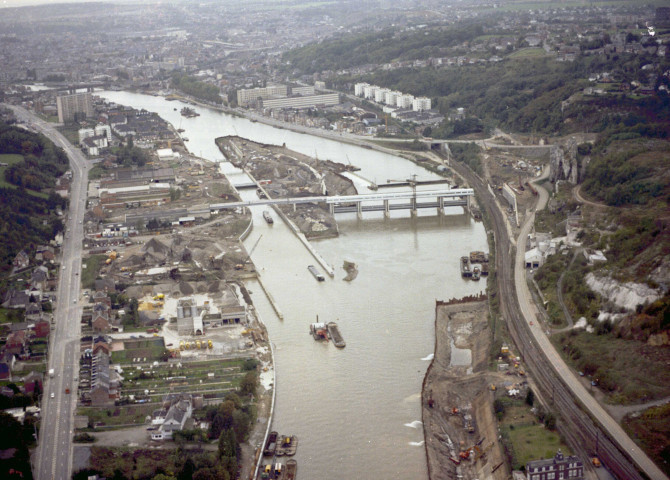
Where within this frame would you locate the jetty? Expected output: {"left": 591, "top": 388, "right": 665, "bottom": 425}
{"left": 327, "top": 322, "right": 346, "bottom": 348}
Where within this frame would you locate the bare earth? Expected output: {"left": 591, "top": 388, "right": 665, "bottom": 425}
{"left": 422, "top": 298, "right": 508, "bottom": 480}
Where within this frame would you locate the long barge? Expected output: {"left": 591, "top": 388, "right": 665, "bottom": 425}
{"left": 327, "top": 322, "right": 346, "bottom": 348}
{"left": 308, "top": 265, "right": 325, "bottom": 282}
{"left": 460, "top": 256, "right": 472, "bottom": 278}
{"left": 285, "top": 459, "right": 297, "bottom": 480}
{"left": 263, "top": 431, "right": 278, "bottom": 456}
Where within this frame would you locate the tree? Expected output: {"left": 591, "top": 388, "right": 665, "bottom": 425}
{"left": 525, "top": 388, "right": 535, "bottom": 406}
{"left": 240, "top": 371, "right": 257, "bottom": 397}
{"left": 218, "top": 427, "right": 239, "bottom": 459}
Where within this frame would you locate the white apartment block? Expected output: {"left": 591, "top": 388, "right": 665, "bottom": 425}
{"left": 78, "top": 128, "right": 95, "bottom": 144}
{"left": 363, "top": 85, "right": 377, "bottom": 100}
{"left": 95, "top": 124, "right": 112, "bottom": 142}
{"left": 237, "top": 84, "right": 288, "bottom": 106}
{"left": 291, "top": 85, "right": 315, "bottom": 96}
{"left": 384, "top": 91, "right": 400, "bottom": 106}
{"left": 354, "top": 82, "right": 369, "bottom": 96}
{"left": 262, "top": 93, "right": 340, "bottom": 110}
{"left": 413, "top": 97, "right": 431, "bottom": 111}
{"left": 374, "top": 88, "right": 389, "bottom": 103}
{"left": 397, "top": 94, "right": 415, "bottom": 109}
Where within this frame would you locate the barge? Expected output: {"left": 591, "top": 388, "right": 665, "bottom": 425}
{"left": 460, "top": 256, "right": 472, "bottom": 278}
{"left": 285, "top": 459, "right": 297, "bottom": 480}
{"left": 263, "top": 210, "right": 274, "bottom": 224}
{"left": 327, "top": 322, "right": 346, "bottom": 348}
{"left": 276, "top": 435, "right": 298, "bottom": 456}
{"left": 263, "top": 431, "right": 278, "bottom": 457}
{"left": 308, "top": 265, "right": 325, "bottom": 282}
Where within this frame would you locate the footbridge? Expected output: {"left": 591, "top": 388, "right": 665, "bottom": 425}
{"left": 210, "top": 188, "right": 474, "bottom": 217}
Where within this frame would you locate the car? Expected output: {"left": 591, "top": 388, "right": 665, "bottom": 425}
{"left": 50, "top": 393, "right": 55, "bottom": 399}
{"left": 65, "top": 388, "right": 70, "bottom": 394}
{"left": 578, "top": 371, "right": 585, "bottom": 377}
{"left": 73, "top": 299, "right": 77, "bottom": 304}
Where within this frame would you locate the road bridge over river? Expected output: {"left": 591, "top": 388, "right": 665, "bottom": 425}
{"left": 209, "top": 188, "right": 474, "bottom": 217}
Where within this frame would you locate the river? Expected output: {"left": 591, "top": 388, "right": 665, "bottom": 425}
{"left": 100, "top": 91, "right": 488, "bottom": 479}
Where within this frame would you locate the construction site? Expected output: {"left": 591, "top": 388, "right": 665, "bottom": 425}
{"left": 422, "top": 296, "right": 516, "bottom": 480}
{"left": 216, "top": 136, "right": 358, "bottom": 239}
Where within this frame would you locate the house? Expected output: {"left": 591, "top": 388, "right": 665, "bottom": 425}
{"left": 90, "top": 350, "right": 118, "bottom": 406}
{"left": 0, "top": 352, "right": 14, "bottom": 381}
{"left": 526, "top": 450, "right": 583, "bottom": 480}
{"left": 151, "top": 397, "right": 193, "bottom": 440}
{"left": 92, "top": 312, "right": 110, "bottom": 333}
{"left": 5, "top": 331, "right": 27, "bottom": 356}
{"left": 92, "top": 341, "right": 111, "bottom": 357}
{"left": 35, "top": 245, "right": 55, "bottom": 263}
{"left": 22, "top": 371, "right": 43, "bottom": 395}
{"left": 2, "top": 290, "right": 29, "bottom": 309}
{"left": 31, "top": 266, "right": 49, "bottom": 291}
{"left": 33, "top": 320, "right": 50, "bottom": 338}
{"left": 13, "top": 250, "right": 29, "bottom": 270}
{"left": 93, "top": 291, "right": 112, "bottom": 307}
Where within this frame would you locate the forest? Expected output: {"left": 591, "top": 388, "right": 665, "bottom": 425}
{"left": 171, "top": 73, "right": 223, "bottom": 104}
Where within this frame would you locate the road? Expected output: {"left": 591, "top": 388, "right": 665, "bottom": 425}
{"left": 447, "top": 155, "right": 667, "bottom": 480}
{"left": 8, "top": 106, "right": 89, "bottom": 480}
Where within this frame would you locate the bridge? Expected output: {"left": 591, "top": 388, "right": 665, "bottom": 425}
{"left": 210, "top": 188, "right": 474, "bottom": 217}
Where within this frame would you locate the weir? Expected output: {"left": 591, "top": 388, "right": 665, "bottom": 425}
{"left": 210, "top": 188, "right": 474, "bottom": 218}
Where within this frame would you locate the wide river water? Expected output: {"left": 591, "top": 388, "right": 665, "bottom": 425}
{"left": 101, "top": 91, "right": 487, "bottom": 479}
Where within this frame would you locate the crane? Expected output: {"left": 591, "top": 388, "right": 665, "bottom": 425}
{"left": 235, "top": 234, "right": 263, "bottom": 270}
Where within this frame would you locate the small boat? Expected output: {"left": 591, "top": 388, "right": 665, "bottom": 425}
{"left": 263, "top": 431, "right": 278, "bottom": 456}
{"left": 276, "top": 435, "right": 298, "bottom": 456}
{"left": 327, "top": 322, "right": 346, "bottom": 348}
{"left": 263, "top": 210, "right": 274, "bottom": 224}
{"left": 285, "top": 459, "right": 297, "bottom": 480}
{"left": 308, "top": 265, "right": 325, "bottom": 282}
{"left": 310, "top": 322, "right": 328, "bottom": 341}
{"left": 460, "top": 256, "right": 471, "bottom": 278}
{"left": 182, "top": 137, "right": 189, "bottom": 142}
{"left": 472, "top": 266, "right": 481, "bottom": 281}
{"left": 256, "top": 188, "right": 268, "bottom": 199}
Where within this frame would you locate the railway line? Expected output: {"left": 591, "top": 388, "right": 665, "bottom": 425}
{"left": 447, "top": 156, "right": 660, "bottom": 480}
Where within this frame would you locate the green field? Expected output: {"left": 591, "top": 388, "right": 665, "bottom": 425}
{"left": 508, "top": 48, "right": 549, "bottom": 59}
{"left": 499, "top": 402, "right": 569, "bottom": 469}
{"left": 81, "top": 255, "right": 106, "bottom": 289}
{"left": 552, "top": 330, "right": 670, "bottom": 404}
{"left": 78, "top": 404, "right": 157, "bottom": 428}
{"left": 110, "top": 338, "right": 166, "bottom": 363}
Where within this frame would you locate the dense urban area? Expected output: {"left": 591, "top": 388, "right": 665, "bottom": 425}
{"left": 0, "top": 1, "right": 669, "bottom": 480}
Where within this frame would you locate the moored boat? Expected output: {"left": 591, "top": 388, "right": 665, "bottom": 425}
{"left": 276, "top": 435, "right": 298, "bottom": 456}
{"left": 285, "top": 459, "right": 297, "bottom": 480}
{"left": 308, "top": 265, "right": 325, "bottom": 282}
{"left": 263, "top": 431, "right": 278, "bottom": 456}
{"left": 327, "top": 322, "right": 346, "bottom": 348}
{"left": 460, "top": 256, "right": 471, "bottom": 278}
{"left": 263, "top": 210, "right": 274, "bottom": 224}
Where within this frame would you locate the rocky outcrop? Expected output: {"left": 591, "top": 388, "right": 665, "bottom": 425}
{"left": 549, "top": 137, "right": 588, "bottom": 184}
{"left": 585, "top": 273, "right": 662, "bottom": 312}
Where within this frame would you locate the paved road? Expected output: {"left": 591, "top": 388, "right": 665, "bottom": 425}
{"left": 515, "top": 175, "right": 668, "bottom": 480}
{"left": 8, "top": 106, "right": 88, "bottom": 480}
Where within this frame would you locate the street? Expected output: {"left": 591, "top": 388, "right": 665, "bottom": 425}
{"left": 9, "top": 106, "right": 89, "bottom": 480}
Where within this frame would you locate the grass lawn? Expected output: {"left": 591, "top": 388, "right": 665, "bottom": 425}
{"left": 508, "top": 48, "right": 549, "bottom": 59}
{"left": 110, "top": 338, "right": 166, "bottom": 363}
{"left": 552, "top": 330, "right": 670, "bottom": 404}
{"left": 88, "top": 164, "right": 106, "bottom": 180}
{"left": 622, "top": 403, "right": 670, "bottom": 478}
{"left": 0, "top": 154, "right": 24, "bottom": 188}
{"left": 81, "top": 255, "right": 106, "bottom": 289}
{"left": 78, "top": 404, "right": 157, "bottom": 428}
{"left": 0, "top": 307, "right": 26, "bottom": 324}
{"left": 499, "top": 402, "right": 569, "bottom": 470}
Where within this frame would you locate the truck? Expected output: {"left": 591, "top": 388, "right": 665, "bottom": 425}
{"left": 49, "top": 368, "right": 55, "bottom": 378}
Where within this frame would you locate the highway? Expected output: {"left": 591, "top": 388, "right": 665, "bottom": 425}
{"left": 8, "top": 106, "right": 89, "bottom": 480}
{"left": 447, "top": 156, "right": 667, "bottom": 480}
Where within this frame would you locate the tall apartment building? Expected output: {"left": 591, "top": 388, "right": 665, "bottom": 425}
{"left": 363, "top": 85, "right": 377, "bottom": 100}
{"left": 291, "top": 85, "right": 315, "bottom": 96}
{"left": 56, "top": 92, "right": 94, "bottom": 123}
{"left": 397, "top": 94, "right": 415, "bottom": 109}
{"left": 412, "top": 97, "right": 432, "bottom": 111}
{"left": 261, "top": 93, "right": 340, "bottom": 110}
{"left": 374, "top": 88, "right": 389, "bottom": 103}
{"left": 354, "top": 82, "right": 369, "bottom": 96}
{"left": 237, "top": 85, "right": 288, "bottom": 106}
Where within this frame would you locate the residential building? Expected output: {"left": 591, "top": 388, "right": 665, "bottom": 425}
{"left": 151, "top": 396, "right": 193, "bottom": 440}
{"left": 526, "top": 450, "right": 583, "bottom": 480}
{"left": 90, "top": 349, "right": 118, "bottom": 406}
{"left": 290, "top": 85, "right": 315, "bottom": 96}
{"left": 354, "top": 82, "right": 369, "bottom": 96}
{"left": 56, "top": 92, "right": 94, "bottom": 123}
{"left": 237, "top": 84, "right": 288, "bottom": 106}
{"left": 412, "top": 97, "right": 432, "bottom": 111}
{"left": 261, "top": 93, "right": 340, "bottom": 110}
{"left": 397, "top": 94, "right": 415, "bottom": 109}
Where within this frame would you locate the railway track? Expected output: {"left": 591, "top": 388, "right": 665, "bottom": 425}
{"left": 448, "top": 157, "right": 651, "bottom": 480}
